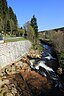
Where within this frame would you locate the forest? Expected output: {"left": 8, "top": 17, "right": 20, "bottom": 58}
{"left": 0, "top": 0, "right": 38, "bottom": 40}
{"left": 0, "top": 0, "right": 18, "bottom": 36}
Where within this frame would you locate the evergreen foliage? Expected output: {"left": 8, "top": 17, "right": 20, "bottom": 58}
{"left": 23, "top": 16, "right": 39, "bottom": 42}
{"left": 9, "top": 7, "right": 18, "bottom": 35}
{"left": 31, "top": 15, "right": 38, "bottom": 38}
{"left": 0, "top": 0, "right": 18, "bottom": 36}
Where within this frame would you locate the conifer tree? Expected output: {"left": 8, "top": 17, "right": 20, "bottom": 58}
{"left": 31, "top": 15, "right": 38, "bottom": 38}
{"left": 0, "top": 0, "right": 18, "bottom": 35}
{"left": 0, "top": 0, "right": 2, "bottom": 16}
{"left": 0, "top": 17, "right": 3, "bottom": 32}
{"left": 9, "top": 7, "right": 18, "bottom": 35}
{"left": 6, "top": 20, "right": 11, "bottom": 33}
{"left": 2, "top": 0, "right": 8, "bottom": 17}
{"left": 1, "top": 0, "right": 9, "bottom": 33}
{"left": 0, "top": 0, "right": 3, "bottom": 32}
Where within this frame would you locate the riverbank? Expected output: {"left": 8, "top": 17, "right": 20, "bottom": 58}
{"left": 0, "top": 49, "right": 41, "bottom": 96}
{"left": 0, "top": 49, "right": 64, "bottom": 96}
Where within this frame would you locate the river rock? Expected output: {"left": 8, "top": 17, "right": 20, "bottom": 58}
{"left": 21, "top": 56, "right": 30, "bottom": 64}
{"left": 20, "top": 69, "right": 52, "bottom": 96}
{"left": 7, "top": 73, "right": 32, "bottom": 96}
{"left": 27, "top": 49, "right": 41, "bottom": 58}
{"left": 5, "top": 92, "right": 13, "bottom": 96}
{"left": 57, "top": 67, "right": 62, "bottom": 75}
{"left": 0, "top": 49, "right": 64, "bottom": 96}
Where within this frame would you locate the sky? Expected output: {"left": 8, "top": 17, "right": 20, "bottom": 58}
{"left": 7, "top": 0, "right": 64, "bottom": 31}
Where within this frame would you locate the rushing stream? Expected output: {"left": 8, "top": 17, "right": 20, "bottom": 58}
{"left": 30, "top": 39, "right": 64, "bottom": 91}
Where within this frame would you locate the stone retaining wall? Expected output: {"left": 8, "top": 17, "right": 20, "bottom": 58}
{"left": 0, "top": 40, "right": 32, "bottom": 68}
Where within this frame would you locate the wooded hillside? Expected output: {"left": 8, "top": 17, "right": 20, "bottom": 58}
{"left": 0, "top": 0, "right": 18, "bottom": 36}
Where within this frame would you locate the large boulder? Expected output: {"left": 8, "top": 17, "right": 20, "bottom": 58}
{"left": 20, "top": 69, "right": 53, "bottom": 96}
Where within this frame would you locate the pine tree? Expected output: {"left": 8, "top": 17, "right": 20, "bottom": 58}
{"left": 9, "top": 7, "right": 18, "bottom": 35}
{"left": 6, "top": 20, "right": 11, "bottom": 33}
{"left": 0, "top": 0, "right": 3, "bottom": 32}
{"left": 13, "top": 14, "right": 18, "bottom": 31}
{"left": 9, "top": 7, "right": 14, "bottom": 19}
{"left": 0, "top": 0, "right": 2, "bottom": 16}
{"left": 0, "top": 17, "right": 3, "bottom": 32}
{"left": 1, "top": 0, "right": 9, "bottom": 33}
{"left": 2, "top": 0, "right": 8, "bottom": 17}
{"left": 0, "top": 0, "right": 18, "bottom": 35}
{"left": 31, "top": 15, "right": 38, "bottom": 38}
